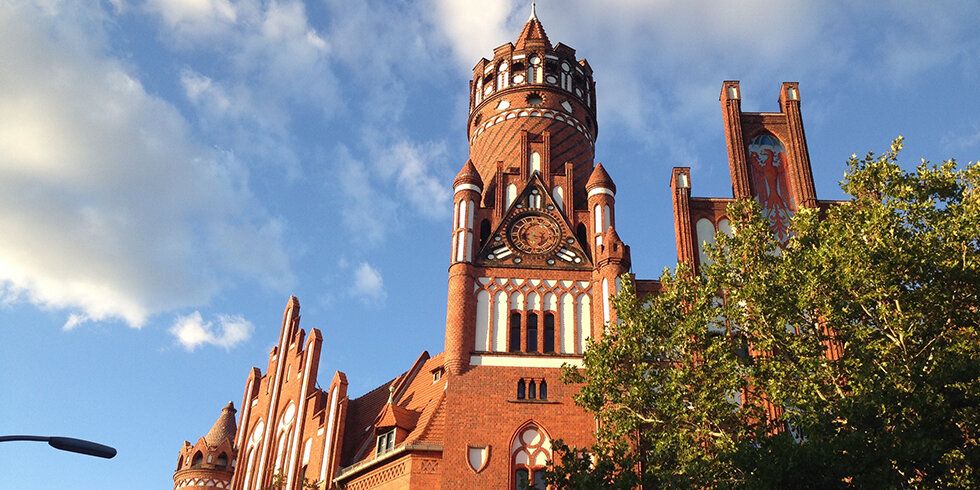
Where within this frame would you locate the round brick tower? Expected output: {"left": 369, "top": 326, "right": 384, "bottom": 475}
{"left": 174, "top": 402, "right": 238, "bottom": 490}
{"left": 466, "top": 4, "right": 597, "bottom": 210}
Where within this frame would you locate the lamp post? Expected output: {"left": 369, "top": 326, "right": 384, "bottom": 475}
{"left": 0, "top": 435, "right": 116, "bottom": 459}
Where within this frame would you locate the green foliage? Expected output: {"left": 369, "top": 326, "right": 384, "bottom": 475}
{"left": 263, "top": 471, "right": 323, "bottom": 490}
{"left": 548, "top": 138, "right": 980, "bottom": 488}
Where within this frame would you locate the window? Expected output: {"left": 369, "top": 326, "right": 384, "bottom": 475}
{"left": 479, "top": 219, "right": 491, "bottom": 248}
{"left": 511, "top": 424, "right": 551, "bottom": 490}
{"left": 176, "top": 455, "right": 184, "bottom": 471}
{"left": 509, "top": 313, "right": 522, "bottom": 352}
{"left": 191, "top": 451, "right": 204, "bottom": 468}
{"left": 376, "top": 429, "right": 395, "bottom": 455}
{"left": 215, "top": 452, "right": 228, "bottom": 470}
{"left": 517, "top": 378, "right": 547, "bottom": 401}
{"left": 515, "top": 468, "right": 530, "bottom": 490}
{"left": 432, "top": 368, "right": 444, "bottom": 382}
{"left": 543, "top": 313, "right": 555, "bottom": 353}
{"left": 527, "top": 313, "right": 538, "bottom": 352}
{"left": 576, "top": 223, "right": 590, "bottom": 257}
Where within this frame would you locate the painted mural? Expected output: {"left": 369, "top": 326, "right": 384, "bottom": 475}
{"left": 747, "top": 133, "right": 795, "bottom": 243}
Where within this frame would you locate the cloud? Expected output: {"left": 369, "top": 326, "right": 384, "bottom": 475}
{"left": 350, "top": 262, "right": 386, "bottom": 304}
{"left": 170, "top": 311, "right": 254, "bottom": 351}
{"left": 0, "top": 2, "right": 291, "bottom": 328}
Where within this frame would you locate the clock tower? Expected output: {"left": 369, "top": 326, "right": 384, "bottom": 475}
{"left": 441, "top": 5, "right": 626, "bottom": 488}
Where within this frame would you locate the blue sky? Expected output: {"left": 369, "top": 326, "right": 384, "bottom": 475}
{"left": 1, "top": 0, "right": 978, "bottom": 487}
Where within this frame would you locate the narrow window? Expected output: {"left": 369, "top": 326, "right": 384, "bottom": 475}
{"left": 479, "top": 219, "right": 491, "bottom": 248}
{"left": 191, "top": 451, "right": 204, "bottom": 468}
{"left": 533, "top": 471, "right": 547, "bottom": 489}
{"left": 576, "top": 223, "right": 590, "bottom": 257}
{"left": 528, "top": 379, "right": 537, "bottom": 400}
{"left": 515, "top": 468, "right": 530, "bottom": 490}
{"left": 376, "top": 428, "right": 395, "bottom": 455}
{"left": 527, "top": 313, "right": 538, "bottom": 352}
{"left": 517, "top": 379, "right": 526, "bottom": 399}
{"left": 509, "top": 313, "right": 522, "bottom": 352}
{"left": 539, "top": 380, "right": 548, "bottom": 400}
{"left": 543, "top": 313, "right": 555, "bottom": 353}
{"left": 176, "top": 455, "right": 184, "bottom": 471}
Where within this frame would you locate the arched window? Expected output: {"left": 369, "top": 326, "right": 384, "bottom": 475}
{"left": 527, "top": 313, "right": 538, "bottom": 352}
{"left": 509, "top": 312, "right": 522, "bottom": 352}
{"left": 176, "top": 455, "right": 184, "bottom": 471}
{"left": 543, "top": 313, "right": 555, "bottom": 353}
{"left": 517, "top": 379, "right": 526, "bottom": 399}
{"left": 539, "top": 380, "right": 548, "bottom": 400}
{"left": 511, "top": 424, "right": 551, "bottom": 490}
{"left": 215, "top": 452, "right": 228, "bottom": 470}
{"left": 528, "top": 379, "right": 537, "bottom": 400}
{"left": 191, "top": 451, "right": 204, "bottom": 468}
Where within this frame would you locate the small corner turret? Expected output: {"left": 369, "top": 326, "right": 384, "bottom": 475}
{"left": 173, "top": 402, "right": 237, "bottom": 489}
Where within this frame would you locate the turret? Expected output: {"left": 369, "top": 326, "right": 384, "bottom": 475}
{"left": 173, "top": 403, "right": 237, "bottom": 490}
{"left": 467, "top": 4, "right": 598, "bottom": 209}
{"left": 586, "top": 163, "right": 616, "bottom": 250}
{"left": 445, "top": 161, "right": 483, "bottom": 375}
{"left": 592, "top": 225, "right": 630, "bottom": 334}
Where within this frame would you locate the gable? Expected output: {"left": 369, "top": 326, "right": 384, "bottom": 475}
{"left": 477, "top": 174, "right": 591, "bottom": 270}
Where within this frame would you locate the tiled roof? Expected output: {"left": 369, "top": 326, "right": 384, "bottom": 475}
{"left": 203, "top": 402, "right": 237, "bottom": 448}
{"left": 339, "top": 352, "right": 447, "bottom": 467}
{"left": 514, "top": 13, "right": 551, "bottom": 50}
{"left": 454, "top": 160, "right": 483, "bottom": 188}
{"left": 586, "top": 163, "right": 616, "bottom": 193}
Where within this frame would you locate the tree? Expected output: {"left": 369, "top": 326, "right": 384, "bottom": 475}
{"left": 548, "top": 138, "right": 980, "bottom": 488}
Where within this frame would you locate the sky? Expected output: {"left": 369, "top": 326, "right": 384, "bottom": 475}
{"left": 0, "top": 0, "right": 978, "bottom": 487}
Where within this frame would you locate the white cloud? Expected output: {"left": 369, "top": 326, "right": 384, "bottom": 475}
{"left": 170, "top": 311, "right": 254, "bottom": 351}
{"left": 430, "top": 0, "right": 515, "bottom": 70}
{"left": 351, "top": 262, "right": 386, "bottom": 304}
{"left": 145, "top": 0, "right": 237, "bottom": 38}
{"left": 0, "top": 2, "right": 292, "bottom": 328}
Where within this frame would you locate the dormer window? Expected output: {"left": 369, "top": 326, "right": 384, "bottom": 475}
{"left": 432, "top": 367, "right": 444, "bottom": 383}
{"left": 376, "top": 428, "right": 395, "bottom": 455}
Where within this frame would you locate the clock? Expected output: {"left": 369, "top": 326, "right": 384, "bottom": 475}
{"left": 508, "top": 214, "right": 561, "bottom": 255}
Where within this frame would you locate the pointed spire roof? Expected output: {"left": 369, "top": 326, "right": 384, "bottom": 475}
{"left": 515, "top": 2, "right": 552, "bottom": 50}
{"left": 586, "top": 163, "right": 617, "bottom": 194}
{"left": 453, "top": 160, "right": 483, "bottom": 189}
{"left": 203, "top": 402, "right": 237, "bottom": 448}
{"left": 604, "top": 225, "right": 623, "bottom": 245}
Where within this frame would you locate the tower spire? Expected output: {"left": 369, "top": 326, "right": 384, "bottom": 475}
{"left": 530, "top": 1, "right": 537, "bottom": 20}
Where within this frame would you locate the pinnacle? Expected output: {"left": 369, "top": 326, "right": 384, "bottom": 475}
{"left": 203, "top": 402, "right": 237, "bottom": 448}
{"left": 453, "top": 160, "right": 484, "bottom": 189}
{"left": 586, "top": 163, "right": 617, "bottom": 194}
{"left": 515, "top": 3, "right": 551, "bottom": 50}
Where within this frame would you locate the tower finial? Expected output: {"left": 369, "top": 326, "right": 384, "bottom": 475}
{"left": 530, "top": 1, "right": 537, "bottom": 20}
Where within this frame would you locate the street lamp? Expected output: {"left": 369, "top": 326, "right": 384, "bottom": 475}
{"left": 0, "top": 435, "right": 117, "bottom": 459}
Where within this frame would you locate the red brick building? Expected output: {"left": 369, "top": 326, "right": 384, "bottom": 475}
{"left": 174, "top": 6, "right": 829, "bottom": 490}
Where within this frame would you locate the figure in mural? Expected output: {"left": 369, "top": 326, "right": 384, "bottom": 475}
{"left": 748, "top": 134, "right": 795, "bottom": 243}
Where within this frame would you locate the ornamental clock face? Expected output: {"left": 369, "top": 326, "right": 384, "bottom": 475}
{"left": 508, "top": 213, "right": 561, "bottom": 255}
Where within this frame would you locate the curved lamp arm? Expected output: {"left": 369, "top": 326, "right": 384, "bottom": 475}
{"left": 0, "top": 435, "right": 117, "bottom": 459}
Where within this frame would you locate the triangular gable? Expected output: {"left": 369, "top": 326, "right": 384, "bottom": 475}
{"left": 477, "top": 173, "right": 591, "bottom": 270}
